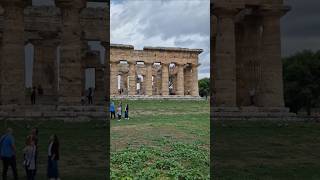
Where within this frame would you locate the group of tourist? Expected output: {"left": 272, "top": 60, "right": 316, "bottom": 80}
{"left": 0, "top": 128, "right": 60, "bottom": 180}
{"left": 109, "top": 101, "right": 129, "bottom": 121}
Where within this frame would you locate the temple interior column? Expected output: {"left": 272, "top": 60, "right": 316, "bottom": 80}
{"left": 55, "top": 0, "right": 85, "bottom": 105}
{"left": 95, "top": 66, "right": 105, "bottom": 105}
{"left": 213, "top": 8, "right": 238, "bottom": 106}
{"left": 176, "top": 63, "right": 185, "bottom": 95}
{"left": 110, "top": 61, "right": 118, "bottom": 96}
{"left": 128, "top": 62, "right": 136, "bottom": 95}
{"left": 161, "top": 63, "right": 169, "bottom": 96}
{"left": 259, "top": 9, "right": 285, "bottom": 107}
{"left": 32, "top": 35, "right": 59, "bottom": 104}
{"left": 0, "top": 0, "right": 26, "bottom": 105}
{"left": 145, "top": 62, "right": 153, "bottom": 96}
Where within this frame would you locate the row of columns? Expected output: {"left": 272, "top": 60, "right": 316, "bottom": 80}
{"left": 110, "top": 61, "right": 199, "bottom": 96}
{"left": 0, "top": 0, "right": 108, "bottom": 106}
{"left": 213, "top": 7, "right": 287, "bottom": 108}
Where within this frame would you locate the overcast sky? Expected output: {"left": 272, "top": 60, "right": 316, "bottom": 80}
{"left": 281, "top": 0, "right": 320, "bottom": 57}
{"left": 110, "top": 0, "right": 210, "bottom": 79}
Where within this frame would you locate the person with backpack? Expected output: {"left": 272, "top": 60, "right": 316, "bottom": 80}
{"left": 23, "top": 136, "right": 36, "bottom": 180}
{"left": 0, "top": 128, "right": 18, "bottom": 180}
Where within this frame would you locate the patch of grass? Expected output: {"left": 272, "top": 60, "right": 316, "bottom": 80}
{"left": 213, "top": 120, "right": 320, "bottom": 179}
{"left": 0, "top": 120, "right": 106, "bottom": 179}
{"left": 111, "top": 100, "right": 210, "bottom": 179}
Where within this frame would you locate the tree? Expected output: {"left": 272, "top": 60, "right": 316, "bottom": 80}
{"left": 198, "top": 78, "right": 210, "bottom": 98}
{"left": 283, "top": 50, "right": 320, "bottom": 115}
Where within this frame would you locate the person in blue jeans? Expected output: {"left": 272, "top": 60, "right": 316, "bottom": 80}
{"left": 110, "top": 102, "right": 116, "bottom": 119}
{"left": 0, "top": 128, "right": 18, "bottom": 180}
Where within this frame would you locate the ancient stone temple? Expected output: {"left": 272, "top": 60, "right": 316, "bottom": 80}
{"left": 110, "top": 44, "right": 202, "bottom": 98}
{"left": 211, "top": 0, "right": 295, "bottom": 119}
{"left": 0, "top": 0, "right": 109, "bottom": 120}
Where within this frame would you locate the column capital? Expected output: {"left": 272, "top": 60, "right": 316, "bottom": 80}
{"left": 259, "top": 6, "right": 291, "bottom": 18}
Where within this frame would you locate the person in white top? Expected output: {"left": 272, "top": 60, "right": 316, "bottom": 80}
{"left": 23, "top": 135, "right": 36, "bottom": 180}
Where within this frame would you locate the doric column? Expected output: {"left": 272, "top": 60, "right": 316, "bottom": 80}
{"left": 161, "top": 63, "right": 169, "bottom": 96}
{"left": 213, "top": 8, "right": 238, "bottom": 106}
{"left": 259, "top": 9, "right": 286, "bottom": 107}
{"left": 32, "top": 34, "right": 59, "bottom": 104}
{"left": 102, "top": 41, "right": 109, "bottom": 99}
{"left": 176, "top": 63, "right": 185, "bottom": 96}
{"left": 145, "top": 62, "right": 153, "bottom": 96}
{"left": 128, "top": 61, "right": 136, "bottom": 95}
{"left": 95, "top": 66, "right": 105, "bottom": 105}
{"left": 0, "top": 0, "right": 26, "bottom": 105}
{"left": 191, "top": 64, "right": 199, "bottom": 96}
{"left": 110, "top": 61, "right": 118, "bottom": 96}
{"left": 55, "top": 0, "right": 86, "bottom": 105}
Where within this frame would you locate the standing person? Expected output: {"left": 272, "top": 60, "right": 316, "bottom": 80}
{"left": 124, "top": 104, "right": 129, "bottom": 120}
{"left": 0, "top": 128, "right": 18, "bottom": 180}
{"left": 117, "top": 104, "right": 122, "bottom": 121}
{"left": 249, "top": 88, "right": 256, "bottom": 106}
{"left": 110, "top": 102, "right": 116, "bottom": 119}
{"left": 23, "top": 136, "right": 36, "bottom": 180}
{"left": 47, "top": 134, "right": 59, "bottom": 180}
{"left": 31, "top": 87, "right": 36, "bottom": 105}
{"left": 87, "top": 87, "right": 93, "bottom": 105}
{"left": 30, "top": 128, "right": 39, "bottom": 176}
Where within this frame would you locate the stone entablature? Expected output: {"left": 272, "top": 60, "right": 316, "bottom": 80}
{"left": 110, "top": 44, "right": 202, "bottom": 97}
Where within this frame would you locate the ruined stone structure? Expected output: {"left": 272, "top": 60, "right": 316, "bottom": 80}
{"left": 212, "top": 0, "right": 295, "bottom": 119}
{"left": 110, "top": 44, "right": 202, "bottom": 98}
{"left": 0, "top": 0, "right": 109, "bottom": 119}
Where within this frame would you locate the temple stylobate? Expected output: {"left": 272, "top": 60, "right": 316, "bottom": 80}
{"left": 110, "top": 44, "right": 203, "bottom": 98}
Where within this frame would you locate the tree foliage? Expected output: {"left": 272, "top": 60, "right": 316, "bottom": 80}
{"left": 283, "top": 50, "right": 320, "bottom": 114}
{"left": 198, "top": 78, "right": 210, "bottom": 97}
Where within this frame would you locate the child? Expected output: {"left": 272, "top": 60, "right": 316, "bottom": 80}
{"left": 117, "top": 104, "right": 122, "bottom": 121}
{"left": 124, "top": 104, "right": 129, "bottom": 120}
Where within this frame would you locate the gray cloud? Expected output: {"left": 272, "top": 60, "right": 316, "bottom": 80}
{"left": 111, "top": 0, "right": 210, "bottom": 79}
{"left": 281, "top": 0, "right": 320, "bottom": 56}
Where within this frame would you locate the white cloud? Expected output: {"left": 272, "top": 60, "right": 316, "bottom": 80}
{"left": 111, "top": 0, "right": 210, "bottom": 79}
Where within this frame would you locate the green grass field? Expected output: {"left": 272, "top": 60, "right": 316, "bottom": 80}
{"left": 0, "top": 120, "right": 106, "bottom": 180}
{"left": 213, "top": 120, "right": 320, "bottom": 180}
{"left": 111, "top": 100, "right": 210, "bottom": 179}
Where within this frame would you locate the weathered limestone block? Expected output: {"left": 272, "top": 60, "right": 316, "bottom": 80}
{"left": 128, "top": 62, "right": 136, "bottom": 95}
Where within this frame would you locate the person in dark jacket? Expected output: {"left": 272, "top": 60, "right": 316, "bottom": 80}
{"left": 47, "top": 134, "right": 59, "bottom": 180}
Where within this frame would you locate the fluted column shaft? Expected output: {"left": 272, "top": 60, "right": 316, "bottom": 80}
{"left": 110, "top": 61, "right": 118, "bottom": 95}
{"left": 56, "top": 0, "right": 85, "bottom": 105}
{"left": 145, "top": 62, "right": 153, "bottom": 96}
{"left": 128, "top": 62, "right": 136, "bottom": 95}
{"left": 0, "top": 0, "right": 26, "bottom": 105}
{"left": 161, "top": 63, "right": 169, "bottom": 96}
{"left": 176, "top": 63, "right": 185, "bottom": 95}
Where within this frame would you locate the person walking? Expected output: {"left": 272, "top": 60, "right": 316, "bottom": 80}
{"left": 124, "top": 104, "right": 129, "bottom": 120}
{"left": 117, "top": 104, "right": 122, "bottom": 121}
{"left": 47, "top": 134, "right": 59, "bottom": 180}
{"left": 23, "top": 136, "right": 36, "bottom": 180}
{"left": 0, "top": 128, "right": 18, "bottom": 180}
{"left": 110, "top": 102, "right": 116, "bottom": 119}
